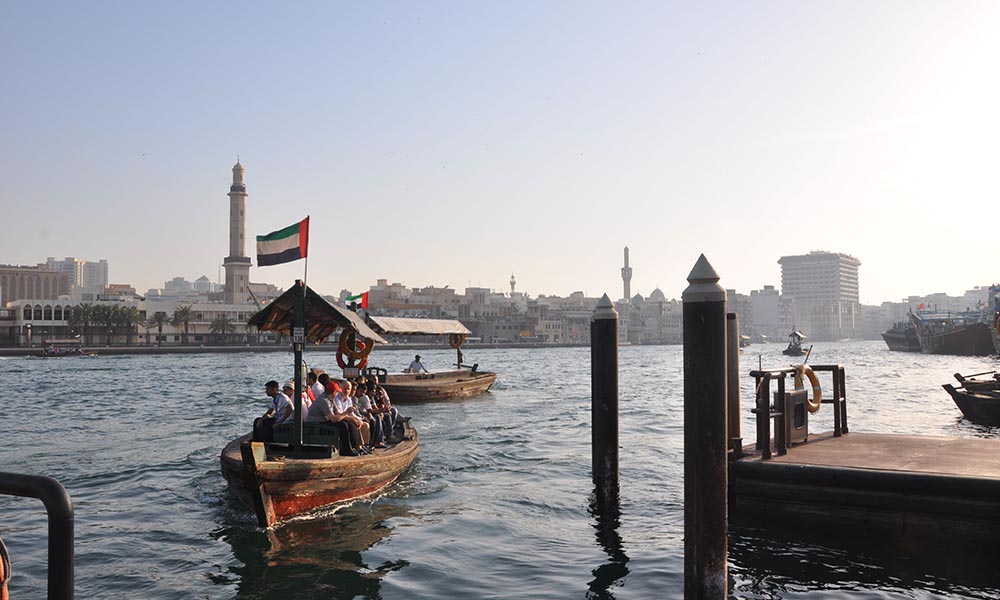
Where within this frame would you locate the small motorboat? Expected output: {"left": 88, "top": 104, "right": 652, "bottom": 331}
{"left": 942, "top": 383, "right": 1000, "bottom": 426}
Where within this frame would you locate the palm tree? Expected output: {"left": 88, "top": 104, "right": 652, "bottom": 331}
{"left": 70, "top": 303, "right": 95, "bottom": 346}
{"left": 210, "top": 316, "right": 236, "bottom": 345}
{"left": 172, "top": 305, "right": 195, "bottom": 345}
{"left": 93, "top": 304, "right": 120, "bottom": 346}
{"left": 119, "top": 306, "right": 143, "bottom": 346}
{"left": 147, "top": 311, "right": 169, "bottom": 347}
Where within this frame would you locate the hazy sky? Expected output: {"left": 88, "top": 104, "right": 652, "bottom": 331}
{"left": 3, "top": 2, "right": 998, "bottom": 305}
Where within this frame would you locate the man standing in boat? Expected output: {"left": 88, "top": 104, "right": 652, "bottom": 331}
{"left": 408, "top": 355, "right": 427, "bottom": 373}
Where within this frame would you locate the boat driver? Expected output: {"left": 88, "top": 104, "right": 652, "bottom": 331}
{"left": 253, "top": 380, "right": 293, "bottom": 442}
{"left": 408, "top": 355, "right": 427, "bottom": 373}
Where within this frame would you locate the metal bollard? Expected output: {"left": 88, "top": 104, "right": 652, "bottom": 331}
{"left": 591, "top": 293, "right": 619, "bottom": 507}
{"left": 682, "top": 255, "right": 728, "bottom": 599}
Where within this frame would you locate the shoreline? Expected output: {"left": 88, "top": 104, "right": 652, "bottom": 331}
{"left": 0, "top": 341, "right": 599, "bottom": 357}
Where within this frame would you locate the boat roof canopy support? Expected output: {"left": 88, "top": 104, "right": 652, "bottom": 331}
{"left": 248, "top": 284, "right": 388, "bottom": 344}
{"left": 367, "top": 316, "right": 472, "bottom": 336}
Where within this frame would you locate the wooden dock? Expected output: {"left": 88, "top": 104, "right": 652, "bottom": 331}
{"left": 732, "top": 431, "right": 1000, "bottom": 547}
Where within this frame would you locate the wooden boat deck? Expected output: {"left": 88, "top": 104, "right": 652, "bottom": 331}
{"left": 733, "top": 431, "right": 1000, "bottom": 546}
{"left": 741, "top": 431, "right": 1000, "bottom": 479}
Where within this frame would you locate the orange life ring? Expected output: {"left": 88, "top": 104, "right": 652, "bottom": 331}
{"left": 793, "top": 364, "right": 823, "bottom": 414}
{"left": 338, "top": 329, "right": 373, "bottom": 360}
{"left": 449, "top": 334, "right": 465, "bottom": 349}
{"left": 336, "top": 350, "right": 368, "bottom": 370}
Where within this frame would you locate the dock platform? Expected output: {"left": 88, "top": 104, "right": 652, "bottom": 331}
{"left": 733, "top": 431, "right": 1000, "bottom": 547}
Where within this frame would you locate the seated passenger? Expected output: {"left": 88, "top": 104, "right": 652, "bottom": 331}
{"left": 253, "top": 380, "right": 293, "bottom": 442}
{"left": 356, "top": 382, "right": 385, "bottom": 448}
{"left": 341, "top": 380, "right": 372, "bottom": 450}
{"left": 306, "top": 379, "right": 363, "bottom": 456}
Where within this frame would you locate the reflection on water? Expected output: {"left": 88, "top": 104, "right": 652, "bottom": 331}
{"left": 730, "top": 524, "right": 1000, "bottom": 600}
{"left": 215, "top": 500, "right": 410, "bottom": 600}
{"left": 587, "top": 490, "right": 629, "bottom": 599}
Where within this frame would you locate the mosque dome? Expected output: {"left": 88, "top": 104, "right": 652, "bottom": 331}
{"left": 649, "top": 288, "right": 666, "bottom": 302}
{"left": 631, "top": 293, "right": 645, "bottom": 305}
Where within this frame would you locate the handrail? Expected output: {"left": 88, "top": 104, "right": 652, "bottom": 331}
{"left": 749, "top": 364, "right": 848, "bottom": 460}
{"left": 0, "top": 472, "right": 74, "bottom": 599}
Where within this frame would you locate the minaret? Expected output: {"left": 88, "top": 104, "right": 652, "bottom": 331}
{"left": 223, "top": 160, "right": 251, "bottom": 304}
{"left": 510, "top": 273, "right": 516, "bottom": 296}
{"left": 621, "top": 246, "right": 632, "bottom": 300}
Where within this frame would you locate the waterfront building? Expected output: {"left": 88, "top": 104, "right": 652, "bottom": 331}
{"left": 223, "top": 160, "right": 251, "bottom": 304}
{"left": 0, "top": 264, "right": 71, "bottom": 306}
{"left": 778, "top": 251, "right": 861, "bottom": 341}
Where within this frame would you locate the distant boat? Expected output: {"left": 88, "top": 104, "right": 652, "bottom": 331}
{"left": 880, "top": 321, "right": 921, "bottom": 352}
{"left": 909, "top": 310, "right": 993, "bottom": 356}
{"left": 40, "top": 337, "right": 97, "bottom": 357}
{"left": 782, "top": 330, "right": 807, "bottom": 356}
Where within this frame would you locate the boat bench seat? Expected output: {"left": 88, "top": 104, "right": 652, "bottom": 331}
{"left": 272, "top": 422, "right": 342, "bottom": 456}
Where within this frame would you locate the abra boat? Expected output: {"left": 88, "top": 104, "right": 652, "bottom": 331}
{"left": 362, "top": 316, "right": 497, "bottom": 403}
{"left": 40, "top": 337, "right": 97, "bottom": 357}
{"left": 880, "top": 321, "right": 921, "bottom": 352}
{"left": 782, "top": 330, "right": 807, "bottom": 356}
{"left": 953, "top": 371, "right": 1000, "bottom": 393}
{"left": 222, "top": 281, "right": 419, "bottom": 527}
{"left": 941, "top": 383, "right": 1000, "bottom": 426}
{"left": 909, "top": 310, "right": 993, "bottom": 356}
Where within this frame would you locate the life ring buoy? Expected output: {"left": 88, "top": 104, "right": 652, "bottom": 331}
{"left": 449, "top": 334, "right": 464, "bottom": 349}
{"left": 336, "top": 350, "right": 368, "bottom": 370}
{"left": 338, "top": 329, "right": 373, "bottom": 360}
{"left": 793, "top": 364, "right": 822, "bottom": 414}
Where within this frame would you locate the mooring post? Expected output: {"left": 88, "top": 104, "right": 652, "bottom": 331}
{"left": 591, "top": 293, "right": 619, "bottom": 506}
{"left": 726, "top": 313, "right": 742, "bottom": 456}
{"left": 682, "top": 255, "right": 728, "bottom": 599}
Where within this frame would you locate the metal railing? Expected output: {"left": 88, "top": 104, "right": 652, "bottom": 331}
{"left": 749, "top": 364, "right": 848, "bottom": 460}
{"left": 0, "top": 472, "right": 74, "bottom": 599}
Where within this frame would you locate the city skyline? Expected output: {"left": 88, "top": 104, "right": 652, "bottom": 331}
{"left": 3, "top": 3, "right": 999, "bottom": 304}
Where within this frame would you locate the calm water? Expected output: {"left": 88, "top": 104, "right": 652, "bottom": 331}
{"left": 2, "top": 341, "right": 1000, "bottom": 599}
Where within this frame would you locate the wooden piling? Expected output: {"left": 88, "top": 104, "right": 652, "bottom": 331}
{"left": 591, "top": 293, "right": 619, "bottom": 506}
{"left": 726, "top": 313, "right": 741, "bottom": 455}
{"left": 682, "top": 255, "right": 728, "bottom": 599}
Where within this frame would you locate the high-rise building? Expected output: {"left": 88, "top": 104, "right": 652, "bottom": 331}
{"left": 223, "top": 160, "right": 251, "bottom": 304}
{"left": 45, "top": 257, "right": 108, "bottom": 290}
{"left": 621, "top": 246, "right": 633, "bottom": 300}
{"left": 778, "top": 251, "right": 861, "bottom": 340}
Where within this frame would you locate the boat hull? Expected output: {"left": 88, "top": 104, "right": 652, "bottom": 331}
{"left": 880, "top": 329, "right": 921, "bottom": 352}
{"left": 942, "top": 384, "right": 1000, "bottom": 426}
{"left": 912, "top": 319, "right": 994, "bottom": 356}
{"left": 380, "top": 370, "right": 497, "bottom": 403}
{"left": 220, "top": 423, "right": 418, "bottom": 527}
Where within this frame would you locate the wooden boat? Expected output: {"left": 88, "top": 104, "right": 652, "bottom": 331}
{"left": 880, "top": 321, "right": 921, "bottom": 352}
{"left": 220, "top": 420, "right": 418, "bottom": 528}
{"left": 953, "top": 371, "right": 1000, "bottom": 393}
{"left": 782, "top": 330, "right": 807, "bottom": 356}
{"left": 942, "top": 383, "right": 1000, "bottom": 426}
{"left": 222, "top": 281, "right": 418, "bottom": 527}
{"left": 360, "top": 316, "right": 498, "bottom": 403}
{"left": 40, "top": 337, "right": 96, "bottom": 357}
{"left": 365, "top": 367, "right": 497, "bottom": 403}
{"left": 910, "top": 310, "right": 994, "bottom": 356}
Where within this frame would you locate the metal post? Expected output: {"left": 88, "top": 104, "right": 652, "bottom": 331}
{"left": 726, "top": 313, "right": 741, "bottom": 456}
{"left": 0, "top": 472, "right": 74, "bottom": 600}
{"left": 591, "top": 294, "right": 619, "bottom": 507}
{"left": 292, "top": 280, "right": 305, "bottom": 451}
{"left": 682, "top": 254, "right": 728, "bottom": 599}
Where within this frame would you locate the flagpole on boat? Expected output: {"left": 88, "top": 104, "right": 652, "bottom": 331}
{"left": 292, "top": 279, "right": 305, "bottom": 452}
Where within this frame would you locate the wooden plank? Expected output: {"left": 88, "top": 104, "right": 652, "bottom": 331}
{"left": 743, "top": 432, "right": 1000, "bottom": 479}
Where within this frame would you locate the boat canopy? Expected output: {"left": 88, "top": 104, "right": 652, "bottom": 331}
{"left": 367, "top": 316, "right": 472, "bottom": 336}
{"left": 248, "top": 284, "right": 388, "bottom": 344}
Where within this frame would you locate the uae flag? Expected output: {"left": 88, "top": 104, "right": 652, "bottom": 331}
{"left": 347, "top": 291, "right": 369, "bottom": 309}
{"left": 256, "top": 217, "right": 309, "bottom": 266}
